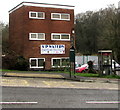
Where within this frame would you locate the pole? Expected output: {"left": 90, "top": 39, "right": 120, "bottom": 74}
{"left": 74, "top": 60, "right": 76, "bottom": 78}
{"left": 70, "top": 63, "right": 71, "bottom": 78}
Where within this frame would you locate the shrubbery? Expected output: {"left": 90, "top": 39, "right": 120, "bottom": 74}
{"left": 2, "top": 54, "right": 29, "bottom": 71}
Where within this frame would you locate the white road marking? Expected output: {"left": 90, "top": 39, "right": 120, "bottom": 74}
{"left": 0, "top": 102, "right": 38, "bottom": 104}
{"left": 86, "top": 101, "right": 120, "bottom": 104}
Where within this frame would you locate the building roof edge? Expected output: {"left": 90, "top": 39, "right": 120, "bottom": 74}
{"left": 9, "top": 1, "right": 75, "bottom": 14}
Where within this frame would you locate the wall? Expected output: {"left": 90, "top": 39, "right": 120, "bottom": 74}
{"left": 9, "top": 4, "right": 74, "bottom": 70}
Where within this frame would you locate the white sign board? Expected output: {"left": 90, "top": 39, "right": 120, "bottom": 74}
{"left": 41, "top": 45, "right": 65, "bottom": 54}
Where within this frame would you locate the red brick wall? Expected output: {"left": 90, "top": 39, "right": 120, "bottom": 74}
{"left": 9, "top": 5, "right": 74, "bottom": 70}
{"left": 9, "top": 7, "right": 25, "bottom": 55}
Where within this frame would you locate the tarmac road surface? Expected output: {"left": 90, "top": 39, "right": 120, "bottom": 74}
{"left": 2, "top": 86, "right": 119, "bottom": 108}
{"left": 1, "top": 74, "right": 119, "bottom": 109}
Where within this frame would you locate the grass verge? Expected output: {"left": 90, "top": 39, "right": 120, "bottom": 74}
{"left": 0, "top": 69, "right": 68, "bottom": 73}
{"left": 75, "top": 73, "right": 120, "bottom": 79}
{"left": 1, "top": 69, "right": 120, "bottom": 79}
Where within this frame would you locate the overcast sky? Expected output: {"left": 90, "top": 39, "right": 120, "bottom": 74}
{"left": 0, "top": 0, "right": 120, "bottom": 23}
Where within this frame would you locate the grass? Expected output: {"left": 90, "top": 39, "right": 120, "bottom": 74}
{"left": 0, "top": 69, "right": 14, "bottom": 72}
{"left": 69, "top": 72, "right": 120, "bottom": 79}
{"left": 75, "top": 73, "right": 120, "bottom": 79}
{"left": 1, "top": 69, "right": 120, "bottom": 79}
{"left": 100, "top": 74, "right": 120, "bottom": 79}
{"left": 75, "top": 73, "right": 99, "bottom": 77}
{"left": 0, "top": 69, "right": 68, "bottom": 73}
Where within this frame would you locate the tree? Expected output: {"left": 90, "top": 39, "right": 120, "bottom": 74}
{"left": 87, "top": 61, "right": 96, "bottom": 73}
{"left": 75, "top": 5, "right": 120, "bottom": 63}
{"left": 1, "top": 22, "right": 29, "bottom": 70}
{"left": 98, "top": 5, "right": 120, "bottom": 63}
{"left": 75, "top": 11, "right": 100, "bottom": 54}
{"left": 2, "top": 23, "right": 9, "bottom": 55}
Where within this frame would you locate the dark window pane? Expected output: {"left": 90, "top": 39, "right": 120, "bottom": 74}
{"left": 52, "top": 14, "right": 60, "bottom": 18}
{"left": 38, "top": 59, "right": 44, "bottom": 67}
{"left": 38, "top": 12, "right": 44, "bottom": 18}
{"left": 53, "top": 59, "right": 60, "bottom": 66}
{"left": 31, "top": 12, "right": 36, "bottom": 17}
{"left": 61, "top": 59, "right": 69, "bottom": 66}
{"left": 31, "top": 34, "right": 36, "bottom": 38}
{"left": 61, "top": 34, "right": 69, "bottom": 39}
{"left": 53, "top": 35, "right": 60, "bottom": 39}
{"left": 31, "top": 59, "right": 36, "bottom": 67}
{"left": 38, "top": 33, "right": 44, "bottom": 39}
{"left": 61, "top": 14, "right": 69, "bottom": 19}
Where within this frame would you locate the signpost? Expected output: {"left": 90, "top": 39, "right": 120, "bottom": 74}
{"left": 69, "top": 28, "right": 75, "bottom": 78}
{"left": 69, "top": 46, "right": 75, "bottom": 78}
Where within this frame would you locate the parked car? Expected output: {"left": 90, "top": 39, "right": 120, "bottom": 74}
{"left": 75, "top": 63, "right": 99, "bottom": 73}
{"left": 75, "top": 64, "right": 88, "bottom": 73}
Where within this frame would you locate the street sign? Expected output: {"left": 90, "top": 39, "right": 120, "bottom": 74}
{"left": 69, "top": 46, "right": 75, "bottom": 62}
{"left": 69, "top": 46, "right": 75, "bottom": 78}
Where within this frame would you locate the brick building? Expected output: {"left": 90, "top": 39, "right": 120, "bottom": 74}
{"left": 9, "top": 2, "right": 74, "bottom": 70}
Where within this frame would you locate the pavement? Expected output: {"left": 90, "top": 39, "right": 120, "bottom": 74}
{"left": 2, "top": 71, "right": 120, "bottom": 84}
{"left": 1, "top": 71, "right": 119, "bottom": 90}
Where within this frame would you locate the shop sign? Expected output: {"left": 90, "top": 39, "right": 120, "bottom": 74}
{"left": 41, "top": 45, "right": 65, "bottom": 54}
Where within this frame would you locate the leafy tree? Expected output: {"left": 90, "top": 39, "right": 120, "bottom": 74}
{"left": 1, "top": 22, "right": 29, "bottom": 70}
{"left": 75, "top": 11, "right": 100, "bottom": 54}
{"left": 75, "top": 5, "right": 120, "bottom": 63}
{"left": 2, "top": 23, "right": 9, "bottom": 55}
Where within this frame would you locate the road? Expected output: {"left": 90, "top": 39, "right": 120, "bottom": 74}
{"left": 2, "top": 86, "right": 119, "bottom": 108}
{"left": 1, "top": 77, "right": 118, "bottom": 90}
{"left": 1, "top": 77, "right": 119, "bottom": 108}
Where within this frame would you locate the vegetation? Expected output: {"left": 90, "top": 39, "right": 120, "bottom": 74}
{"left": 75, "top": 73, "right": 99, "bottom": 77}
{"left": 75, "top": 73, "right": 120, "bottom": 79}
{"left": 1, "top": 68, "right": 120, "bottom": 79}
{"left": 2, "top": 54, "right": 29, "bottom": 71}
{"left": 1, "top": 4, "right": 120, "bottom": 72}
{"left": 75, "top": 5, "right": 120, "bottom": 64}
{"left": 1, "top": 22, "right": 29, "bottom": 71}
{"left": 87, "top": 61, "right": 97, "bottom": 73}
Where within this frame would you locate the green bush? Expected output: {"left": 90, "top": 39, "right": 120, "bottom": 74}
{"left": 2, "top": 55, "right": 29, "bottom": 71}
{"left": 14, "top": 56, "right": 29, "bottom": 71}
{"left": 51, "top": 67, "right": 70, "bottom": 72}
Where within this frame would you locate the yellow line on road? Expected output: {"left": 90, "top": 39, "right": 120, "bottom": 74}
{"left": 42, "top": 81, "right": 74, "bottom": 87}
{"left": 1, "top": 78, "right": 29, "bottom": 86}
{"left": 5, "top": 73, "right": 64, "bottom": 78}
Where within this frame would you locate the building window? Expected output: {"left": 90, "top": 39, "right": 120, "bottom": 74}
{"left": 53, "top": 59, "right": 61, "bottom": 67}
{"left": 51, "top": 33, "right": 70, "bottom": 41}
{"left": 61, "top": 58, "right": 69, "bottom": 66}
{"left": 52, "top": 58, "right": 69, "bottom": 67}
{"left": 51, "top": 13, "right": 70, "bottom": 20}
{"left": 29, "top": 11, "right": 45, "bottom": 19}
{"left": 29, "top": 58, "right": 45, "bottom": 68}
{"left": 29, "top": 33, "right": 45, "bottom": 40}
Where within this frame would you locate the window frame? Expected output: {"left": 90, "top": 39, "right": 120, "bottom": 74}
{"left": 51, "top": 57, "right": 69, "bottom": 68}
{"left": 29, "top": 33, "right": 45, "bottom": 40}
{"left": 29, "top": 58, "right": 45, "bottom": 68}
{"left": 51, "top": 33, "right": 70, "bottom": 41}
{"left": 51, "top": 13, "right": 70, "bottom": 21}
{"left": 52, "top": 58, "right": 61, "bottom": 67}
{"left": 29, "top": 11, "right": 45, "bottom": 19}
